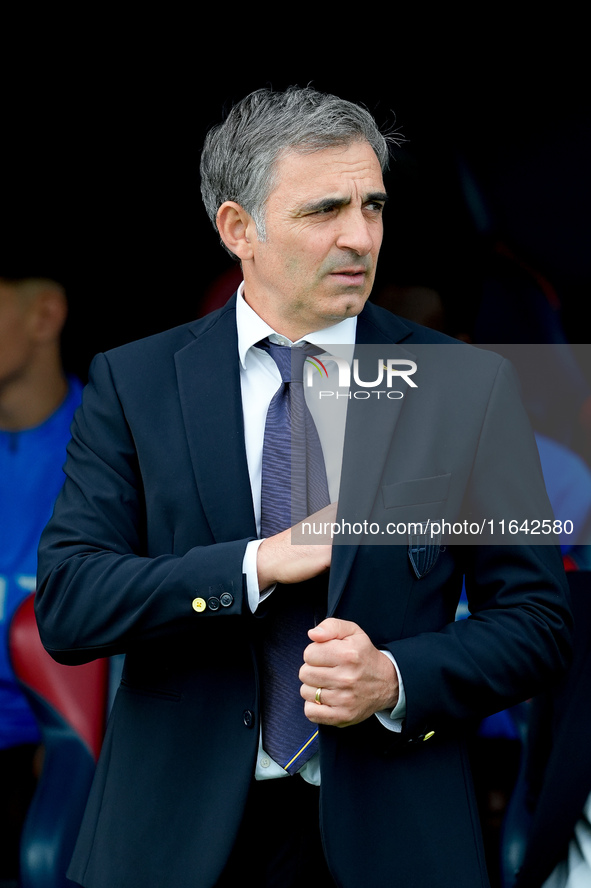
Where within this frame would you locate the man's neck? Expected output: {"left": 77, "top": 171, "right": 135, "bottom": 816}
{"left": 235, "top": 283, "right": 358, "bottom": 369}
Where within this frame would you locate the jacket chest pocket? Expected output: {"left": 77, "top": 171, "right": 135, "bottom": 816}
{"left": 382, "top": 474, "right": 451, "bottom": 578}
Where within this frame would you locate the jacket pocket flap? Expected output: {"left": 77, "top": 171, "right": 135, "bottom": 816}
{"left": 382, "top": 474, "right": 451, "bottom": 509}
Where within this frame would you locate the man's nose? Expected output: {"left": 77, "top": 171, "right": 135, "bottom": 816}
{"left": 335, "top": 210, "right": 376, "bottom": 256}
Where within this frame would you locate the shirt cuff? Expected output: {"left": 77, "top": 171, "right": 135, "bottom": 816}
{"left": 375, "top": 650, "right": 407, "bottom": 733}
{"left": 243, "top": 539, "right": 276, "bottom": 612}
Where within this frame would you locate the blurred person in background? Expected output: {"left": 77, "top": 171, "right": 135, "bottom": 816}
{"left": 0, "top": 275, "right": 82, "bottom": 884}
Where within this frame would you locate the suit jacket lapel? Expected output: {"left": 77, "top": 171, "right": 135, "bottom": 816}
{"left": 328, "top": 304, "right": 416, "bottom": 613}
{"left": 175, "top": 301, "right": 257, "bottom": 543}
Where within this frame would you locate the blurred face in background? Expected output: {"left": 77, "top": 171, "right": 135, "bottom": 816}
{"left": 0, "top": 279, "right": 36, "bottom": 390}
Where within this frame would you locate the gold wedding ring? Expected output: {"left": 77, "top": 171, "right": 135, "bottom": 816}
{"left": 314, "top": 687, "right": 323, "bottom": 705}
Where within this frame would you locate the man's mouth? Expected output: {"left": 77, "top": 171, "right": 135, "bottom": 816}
{"left": 329, "top": 266, "right": 368, "bottom": 284}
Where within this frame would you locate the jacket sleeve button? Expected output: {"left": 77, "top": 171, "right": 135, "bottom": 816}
{"left": 207, "top": 596, "right": 221, "bottom": 611}
{"left": 220, "top": 592, "right": 234, "bottom": 607}
{"left": 192, "top": 597, "right": 207, "bottom": 613}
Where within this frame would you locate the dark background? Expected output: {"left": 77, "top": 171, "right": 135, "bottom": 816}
{"left": 2, "top": 19, "right": 590, "bottom": 381}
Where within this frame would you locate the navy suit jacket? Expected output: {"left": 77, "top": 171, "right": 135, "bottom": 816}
{"left": 36, "top": 296, "right": 572, "bottom": 888}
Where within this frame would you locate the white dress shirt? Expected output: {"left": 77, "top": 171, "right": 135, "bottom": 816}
{"left": 235, "top": 284, "right": 405, "bottom": 782}
{"left": 542, "top": 793, "right": 591, "bottom": 888}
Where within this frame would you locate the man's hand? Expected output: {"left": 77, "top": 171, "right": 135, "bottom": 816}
{"left": 256, "top": 502, "right": 337, "bottom": 590}
{"left": 299, "top": 618, "right": 399, "bottom": 727}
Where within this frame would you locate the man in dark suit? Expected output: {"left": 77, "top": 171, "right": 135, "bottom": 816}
{"left": 35, "top": 87, "right": 572, "bottom": 888}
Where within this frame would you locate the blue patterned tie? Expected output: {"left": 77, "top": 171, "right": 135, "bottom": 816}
{"left": 259, "top": 339, "right": 330, "bottom": 774}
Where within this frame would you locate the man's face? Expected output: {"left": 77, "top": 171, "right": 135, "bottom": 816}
{"left": 242, "top": 140, "right": 387, "bottom": 339}
{"left": 0, "top": 280, "right": 34, "bottom": 390}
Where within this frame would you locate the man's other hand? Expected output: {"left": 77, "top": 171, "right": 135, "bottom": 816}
{"left": 299, "top": 618, "right": 399, "bottom": 727}
{"left": 256, "top": 502, "right": 337, "bottom": 590}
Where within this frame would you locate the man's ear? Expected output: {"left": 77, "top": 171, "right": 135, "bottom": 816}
{"left": 30, "top": 286, "right": 68, "bottom": 344}
{"left": 216, "top": 201, "right": 257, "bottom": 261}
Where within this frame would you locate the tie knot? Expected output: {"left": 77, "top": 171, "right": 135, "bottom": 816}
{"left": 259, "top": 339, "right": 308, "bottom": 384}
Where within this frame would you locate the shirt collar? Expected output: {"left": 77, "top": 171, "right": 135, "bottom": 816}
{"left": 235, "top": 281, "right": 357, "bottom": 369}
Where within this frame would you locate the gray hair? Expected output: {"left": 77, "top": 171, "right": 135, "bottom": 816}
{"left": 200, "top": 86, "right": 399, "bottom": 255}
